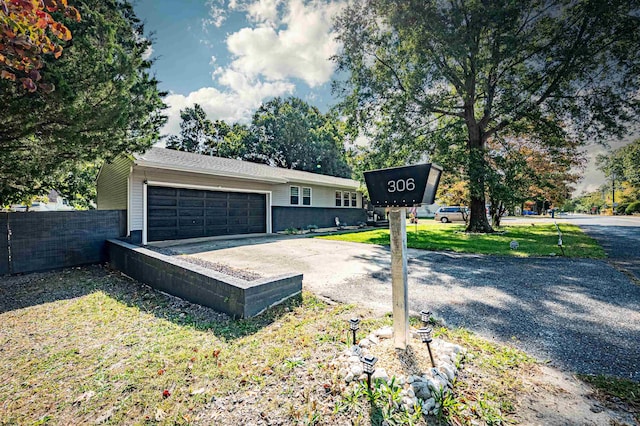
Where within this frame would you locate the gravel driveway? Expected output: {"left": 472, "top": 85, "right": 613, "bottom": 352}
{"left": 165, "top": 236, "right": 640, "bottom": 380}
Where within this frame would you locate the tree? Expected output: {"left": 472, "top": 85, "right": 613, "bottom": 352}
{"left": 1, "top": 0, "right": 80, "bottom": 91}
{"left": 166, "top": 104, "right": 212, "bottom": 153}
{"left": 334, "top": 0, "right": 640, "bottom": 232}
{"left": 244, "top": 97, "right": 351, "bottom": 177}
{"left": 0, "top": 0, "right": 166, "bottom": 206}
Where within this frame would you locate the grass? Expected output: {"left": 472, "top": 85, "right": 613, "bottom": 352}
{"left": 578, "top": 374, "right": 640, "bottom": 421}
{"left": 0, "top": 267, "right": 551, "bottom": 425}
{"left": 318, "top": 221, "right": 605, "bottom": 258}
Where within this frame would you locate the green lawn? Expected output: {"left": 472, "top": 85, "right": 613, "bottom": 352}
{"left": 318, "top": 222, "right": 605, "bottom": 258}
{"left": 0, "top": 267, "right": 541, "bottom": 425}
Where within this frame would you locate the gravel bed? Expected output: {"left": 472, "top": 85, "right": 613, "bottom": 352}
{"left": 148, "top": 246, "right": 263, "bottom": 281}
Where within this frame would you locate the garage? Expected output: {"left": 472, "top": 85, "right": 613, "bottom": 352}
{"left": 146, "top": 186, "right": 267, "bottom": 241}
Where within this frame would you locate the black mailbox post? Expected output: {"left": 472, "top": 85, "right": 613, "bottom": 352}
{"left": 363, "top": 163, "right": 443, "bottom": 350}
{"left": 364, "top": 163, "right": 442, "bottom": 208}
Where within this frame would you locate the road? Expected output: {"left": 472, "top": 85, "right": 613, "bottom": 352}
{"left": 168, "top": 222, "right": 640, "bottom": 381}
{"left": 503, "top": 214, "right": 640, "bottom": 282}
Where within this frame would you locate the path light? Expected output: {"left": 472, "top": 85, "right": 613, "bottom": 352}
{"left": 420, "top": 309, "right": 431, "bottom": 325}
{"left": 417, "top": 327, "right": 436, "bottom": 368}
{"left": 361, "top": 355, "right": 377, "bottom": 390}
{"left": 348, "top": 317, "right": 360, "bottom": 346}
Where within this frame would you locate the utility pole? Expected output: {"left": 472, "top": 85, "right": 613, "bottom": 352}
{"left": 612, "top": 172, "right": 616, "bottom": 215}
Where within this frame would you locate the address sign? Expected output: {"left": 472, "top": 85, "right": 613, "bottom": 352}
{"left": 364, "top": 163, "right": 442, "bottom": 208}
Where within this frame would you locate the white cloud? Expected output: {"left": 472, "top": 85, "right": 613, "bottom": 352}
{"left": 161, "top": 0, "right": 343, "bottom": 141}
{"left": 225, "top": 0, "right": 343, "bottom": 87}
{"left": 141, "top": 45, "right": 153, "bottom": 60}
{"left": 247, "top": 0, "right": 283, "bottom": 24}
{"left": 161, "top": 78, "right": 294, "bottom": 139}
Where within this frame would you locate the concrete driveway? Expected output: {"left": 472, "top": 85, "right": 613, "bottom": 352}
{"left": 166, "top": 234, "right": 640, "bottom": 380}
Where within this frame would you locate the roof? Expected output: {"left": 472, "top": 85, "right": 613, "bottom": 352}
{"left": 133, "top": 147, "right": 359, "bottom": 189}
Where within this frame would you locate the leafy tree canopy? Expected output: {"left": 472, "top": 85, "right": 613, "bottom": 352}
{"left": 334, "top": 0, "right": 640, "bottom": 232}
{"left": 167, "top": 97, "right": 353, "bottom": 178}
{"left": 0, "top": 0, "right": 167, "bottom": 206}
{"left": 1, "top": 0, "right": 80, "bottom": 91}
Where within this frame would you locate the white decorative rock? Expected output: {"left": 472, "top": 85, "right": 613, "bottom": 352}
{"left": 423, "top": 397, "right": 436, "bottom": 412}
{"left": 359, "top": 338, "right": 372, "bottom": 348}
{"left": 396, "top": 376, "right": 405, "bottom": 386}
{"left": 411, "top": 382, "right": 431, "bottom": 400}
{"left": 344, "top": 372, "right": 354, "bottom": 383}
{"left": 372, "top": 368, "right": 389, "bottom": 382}
{"left": 440, "top": 365, "right": 455, "bottom": 382}
{"left": 348, "top": 355, "right": 361, "bottom": 364}
{"left": 374, "top": 326, "right": 393, "bottom": 339}
{"left": 406, "top": 387, "right": 415, "bottom": 398}
{"left": 351, "top": 364, "right": 363, "bottom": 376}
{"left": 368, "top": 334, "right": 380, "bottom": 345}
{"left": 406, "top": 375, "right": 414, "bottom": 384}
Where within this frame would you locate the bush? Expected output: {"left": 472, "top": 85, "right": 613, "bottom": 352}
{"left": 626, "top": 200, "right": 640, "bottom": 214}
{"left": 616, "top": 203, "right": 628, "bottom": 215}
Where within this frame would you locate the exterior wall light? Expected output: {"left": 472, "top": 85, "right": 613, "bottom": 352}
{"left": 417, "top": 327, "right": 436, "bottom": 368}
{"left": 361, "top": 355, "right": 377, "bottom": 389}
{"left": 348, "top": 317, "right": 360, "bottom": 346}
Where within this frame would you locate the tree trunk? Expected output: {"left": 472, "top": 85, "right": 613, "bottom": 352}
{"left": 465, "top": 124, "right": 493, "bottom": 233}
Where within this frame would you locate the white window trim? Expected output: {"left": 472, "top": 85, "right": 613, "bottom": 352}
{"left": 290, "top": 185, "right": 300, "bottom": 205}
{"left": 302, "top": 186, "right": 312, "bottom": 206}
{"left": 342, "top": 191, "right": 350, "bottom": 208}
{"left": 335, "top": 190, "right": 342, "bottom": 207}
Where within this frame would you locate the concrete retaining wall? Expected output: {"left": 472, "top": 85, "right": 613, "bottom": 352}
{"left": 272, "top": 206, "right": 367, "bottom": 232}
{"left": 107, "top": 239, "right": 302, "bottom": 318}
{"left": 1, "top": 210, "right": 126, "bottom": 275}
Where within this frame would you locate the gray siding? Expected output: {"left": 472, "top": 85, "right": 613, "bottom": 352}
{"left": 97, "top": 155, "right": 133, "bottom": 210}
{"left": 272, "top": 206, "right": 367, "bottom": 231}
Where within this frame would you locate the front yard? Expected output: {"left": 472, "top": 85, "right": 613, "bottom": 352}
{"left": 319, "top": 222, "right": 605, "bottom": 258}
{"left": 0, "top": 266, "right": 634, "bottom": 425}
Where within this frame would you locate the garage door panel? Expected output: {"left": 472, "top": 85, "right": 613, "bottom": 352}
{"left": 179, "top": 218, "right": 204, "bottom": 227}
{"left": 205, "top": 200, "right": 228, "bottom": 208}
{"left": 147, "top": 186, "right": 266, "bottom": 241}
{"left": 206, "top": 217, "right": 228, "bottom": 226}
{"left": 178, "top": 209, "right": 204, "bottom": 217}
{"left": 148, "top": 208, "right": 177, "bottom": 217}
{"left": 148, "top": 187, "right": 177, "bottom": 197}
{"left": 206, "top": 192, "right": 228, "bottom": 200}
{"left": 148, "top": 218, "right": 177, "bottom": 228}
{"left": 147, "top": 197, "right": 177, "bottom": 207}
{"left": 179, "top": 188, "right": 205, "bottom": 198}
{"left": 179, "top": 199, "right": 204, "bottom": 207}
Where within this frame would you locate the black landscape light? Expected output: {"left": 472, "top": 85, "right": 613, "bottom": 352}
{"left": 417, "top": 327, "right": 436, "bottom": 368}
{"left": 348, "top": 317, "right": 360, "bottom": 346}
{"left": 361, "top": 355, "right": 377, "bottom": 389}
{"left": 420, "top": 309, "right": 431, "bottom": 325}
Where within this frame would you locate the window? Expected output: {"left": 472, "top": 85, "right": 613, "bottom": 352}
{"left": 302, "top": 187, "right": 311, "bottom": 206}
{"left": 335, "top": 191, "right": 342, "bottom": 207}
{"left": 343, "top": 191, "right": 349, "bottom": 207}
{"left": 351, "top": 192, "right": 357, "bottom": 207}
{"left": 290, "top": 186, "right": 299, "bottom": 205}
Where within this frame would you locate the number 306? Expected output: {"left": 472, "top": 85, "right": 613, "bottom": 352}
{"left": 387, "top": 178, "right": 415, "bottom": 193}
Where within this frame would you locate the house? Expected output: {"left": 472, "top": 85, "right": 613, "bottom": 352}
{"left": 96, "top": 147, "right": 366, "bottom": 244}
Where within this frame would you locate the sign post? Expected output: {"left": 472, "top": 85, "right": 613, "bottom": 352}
{"left": 364, "top": 164, "right": 442, "bottom": 350}
{"left": 389, "top": 207, "right": 409, "bottom": 349}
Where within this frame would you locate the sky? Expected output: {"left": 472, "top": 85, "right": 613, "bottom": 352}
{"left": 132, "top": 0, "right": 636, "bottom": 196}
{"left": 133, "top": 0, "right": 342, "bottom": 136}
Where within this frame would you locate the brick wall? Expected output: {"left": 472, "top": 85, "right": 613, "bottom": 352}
{"left": 1, "top": 210, "right": 126, "bottom": 275}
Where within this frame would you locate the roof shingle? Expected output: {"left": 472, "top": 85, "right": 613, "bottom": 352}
{"left": 134, "top": 147, "right": 359, "bottom": 189}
